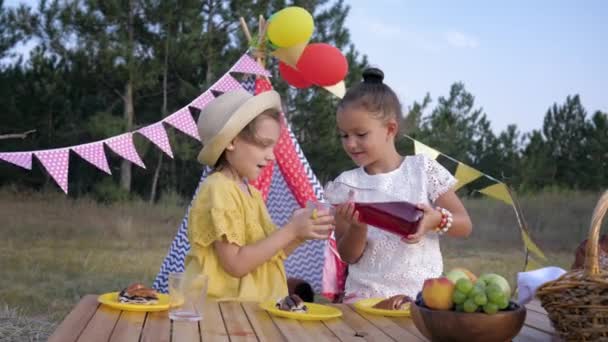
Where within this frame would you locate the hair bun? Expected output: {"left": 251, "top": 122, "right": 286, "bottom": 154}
{"left": 362, "top": 67, "right": 384, "bottom": 84}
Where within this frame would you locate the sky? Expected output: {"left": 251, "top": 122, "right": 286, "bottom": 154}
{"left": 4, "top": 0, "right": 607, "bottom": 133}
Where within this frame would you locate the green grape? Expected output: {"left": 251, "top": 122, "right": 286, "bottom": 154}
{"left": 486, "top": 285, "right": 505, "bottom": 304}
{"left": 496, "top": 296, "right": 509, "bottom": 310}
{"left": 453, "top": 290, "right": 467, "bottom": 304}
{"left": 463, "top": 299, "right": 478, "bottom": 313}
{"left": 483, "top": 302, "right": 499, "bottom": 315}
{"left": 469, "top": 287, "right": 485, "bottom": 300}
{"left": 474, "top": 293, "right": 488, "bottom": 306}
{"left": 455, "top": 278, "right": 474, "bottom": 294}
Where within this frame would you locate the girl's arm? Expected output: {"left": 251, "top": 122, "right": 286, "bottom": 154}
{"left": 214, "top": 209, "right": 334, "bottom": 278}
{"left": 435, "top": 190, "right": 472, "bottom": 238}
{"left": 335, "top": 202, "right": 368, "bottom": 264}
{"left": 404, "top": 190, "right": 472, "bottom": 243}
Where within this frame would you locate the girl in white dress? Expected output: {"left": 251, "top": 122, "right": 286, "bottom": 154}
{"left": 332, "top": 68, "right": 473, "bottom": 303}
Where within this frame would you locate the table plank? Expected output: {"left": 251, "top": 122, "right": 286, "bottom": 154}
{"left": 201, "top": 300, "right": 229, "bottom": 342}
{"left": 172, "top": 321, "right": 201, "bottom": 342}
{"left": 109, "top": 310, "right": 147, "bottom": 342}
{"left": 352, "top": 307, "right": 423, "bottom": 341}
{"left": 77, "top": 305, "right": 121, "bottom": 342}
{"left": 269, "top": 316, "right": 314, "bottom": 342}
{"left": 525, "top": 309, "right": 555, "bottom": 334}
{"left": 330, "top": 305, "right": 395, "bottom": 342}
{"left": 321, "top": 315, "right": 366, "bottom": 342}
{"left": 527, "top": 299, "right": 549, "bottom": 315}
{"left": 241, "top": 302, "right": 286, "bottom": 342}
{"left": 140, "top": 310, "right": 170, "bottom": 342}
{"left": 48, "top": 295, "right": 99, "bottom": 342}
{"left": 299, "top": 320, "right": 341, "bottom": 341}
{"left": 514, "top": 326, "right": 555, "bottom": 342}
{"left": 387, "top": 316, "right": 427, "bottom": 341}
{"left": 219, "top": 301, "right": 258, "bottom": 341}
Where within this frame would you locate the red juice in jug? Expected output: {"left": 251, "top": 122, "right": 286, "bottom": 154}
{"left": 353, "top": 201, "right": 423, "bottom": 237}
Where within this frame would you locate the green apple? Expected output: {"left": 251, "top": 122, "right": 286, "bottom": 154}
{"left": 478, "top": 273, "right": 511, "bottom": 299}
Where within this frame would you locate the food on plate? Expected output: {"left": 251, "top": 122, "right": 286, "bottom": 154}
{"left": 275, "top": 294, "right": 308, "bottom": 313}
{"left": 118, "top": 283, "right": 159, "bottom": 305}
{"left": 372, "top": 294, "right": 412, "bottom": 310}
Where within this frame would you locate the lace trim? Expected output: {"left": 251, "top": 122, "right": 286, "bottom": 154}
{"left": 190, "top": 208, "right": 246, "bottom": 247}
{"left": 424, "top": 156, "right": 457, "bottom": 202}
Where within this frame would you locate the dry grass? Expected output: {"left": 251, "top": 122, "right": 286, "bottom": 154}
{"left": 0, "top": 188, "right": 604, "bottom": 341}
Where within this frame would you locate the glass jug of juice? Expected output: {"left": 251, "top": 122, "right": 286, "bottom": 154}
{"left": 323, "top": 181, "right": 423, "bottom": 238}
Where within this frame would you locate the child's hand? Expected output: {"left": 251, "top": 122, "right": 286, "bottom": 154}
{"left": 401, "top": 203, "right": 442, "bottom": 244}
{"left": 335, "top": 202, "right": 367, "bottom": 230}
{"left": 289, "top": 208, "right": 334, "bottom": 240}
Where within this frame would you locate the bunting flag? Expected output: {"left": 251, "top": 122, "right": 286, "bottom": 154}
{"left": 414, "top": 140, "right": 440, "bottom": 160}
{"left": 138, "top": 123, "right": 174, "bottom": 159}
{"left": 454, "top": 162, "right": 483, "bottom": 191}
{"left": 164, "top": 107, "right": 200, "bottom": 141}
{"left": 0, "top": 53, "right": 276, "bottom": 194}
{"left": 105, "top": 134, "right": 146, "bottom": 169}
{"left": 211, "top": 74, "right": 243, "bottom": 93}
{"left": 524, "top": 256, "right": 544, "bottom": 272}
{"left": 230, "top": 54, "right": 271, "bottom": 77}
{"left": 189, "top": 91, "right": 215, "bottom": 111}
{"left": 407, "top": 135, "right": 547, "bottom": 270}
{"left": 72, "top": 143, "right": 112, "bottom": 175}
{"left": 0, "top": 152, "right": 32, "bottom": 170}
{"left": 35, "top": 149, "right": 70, "bottom": 193}
{"left": 479, "top": 182, "right": 514, "bottom": 206}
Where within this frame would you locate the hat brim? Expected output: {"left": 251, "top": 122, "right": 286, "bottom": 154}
{"left": 197, "top": 90, "right": 282, "bottom": 166}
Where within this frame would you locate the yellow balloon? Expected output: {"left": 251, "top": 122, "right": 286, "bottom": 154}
{"left": 268, "top": 7, "right": 314, "bottom": 48}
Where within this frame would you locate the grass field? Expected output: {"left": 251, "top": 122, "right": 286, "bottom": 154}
{"left": 0, "top": 188, "right": 604, "bottom": 341}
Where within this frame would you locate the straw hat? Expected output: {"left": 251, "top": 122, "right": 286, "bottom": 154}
{"left": 197, "top": 89, "right": 282, "bottom": 166}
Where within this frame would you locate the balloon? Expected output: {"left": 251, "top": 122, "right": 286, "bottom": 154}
{"left": 279, "top": 62, "right": 313, "bottom": 88}
{"left": 267, "top": 7, "right": 314, "bottom": 48}
{"left": 296, "top": 43, "right": 348, "bottom": 87}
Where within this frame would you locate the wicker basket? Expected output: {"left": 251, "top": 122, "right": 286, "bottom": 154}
{"left": 537, "top": 190, "right": 608, "bottom": 341}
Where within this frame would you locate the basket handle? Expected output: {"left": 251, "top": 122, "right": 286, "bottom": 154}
{"left": 584, "top": 190, "right": 608, "bottom": 277}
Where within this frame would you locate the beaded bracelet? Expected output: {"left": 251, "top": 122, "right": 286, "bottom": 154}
{"left": 435, "top": 207, "right": 453, "bottom": 235}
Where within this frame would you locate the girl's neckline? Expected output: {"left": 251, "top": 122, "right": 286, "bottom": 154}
{"left": 360, "top": 155, "right": 409, "bottom": 177}
{"left": 215, "top": 171, "right": 253, "bottom": 197}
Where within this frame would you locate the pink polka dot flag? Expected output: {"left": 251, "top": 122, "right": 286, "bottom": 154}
{"left": 105, "top": 133, "right": 146, "bottom": 169}
{"left": 72, "top": 142, "right": 111, "bottom": 174}
{"left": 137, "top": 123, "right": 174, "bottom": 158}
{"left": 164, "top": 107, "right": 200, "bottom": 141}
{"left": 0, "top": 152, "right": 32, "bottom": 170}
{"left": 211, "top": 74, "right": 242, "bottom": 93}
{"left": 230, "top": 54, "right": 271, "bottom": 77}
{"left": 189, "top": 91, "right": 215, "bottom": 110}
{"left": 35, "top": 149, "right": 70, "bottom": 193}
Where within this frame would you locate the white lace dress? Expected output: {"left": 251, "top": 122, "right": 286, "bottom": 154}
{"left": 332, "top": 154, "right": 457, "bottom": 302}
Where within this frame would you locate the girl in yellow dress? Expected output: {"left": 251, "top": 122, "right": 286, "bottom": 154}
{"left": 184, "top": 89, "right": 334, "bottom": 302}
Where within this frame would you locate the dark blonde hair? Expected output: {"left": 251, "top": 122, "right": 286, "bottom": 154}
{"left": 214, "top": 109, "right": 281, "bottom": 169}
{"left": 338, "top": 67, "right": 403, "bottom": 125}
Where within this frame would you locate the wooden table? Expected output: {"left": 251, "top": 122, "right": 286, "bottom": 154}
{"left": 49, "top": 295, "right": 558, "bottom": 341}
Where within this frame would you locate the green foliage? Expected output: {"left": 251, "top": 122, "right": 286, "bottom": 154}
{"left": 0, "top": 0, "right": 605, "bottom": 199}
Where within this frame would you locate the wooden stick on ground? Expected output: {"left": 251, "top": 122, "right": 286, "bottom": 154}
{"left": 0, "top": 129, "right": 36, "bottom": 140}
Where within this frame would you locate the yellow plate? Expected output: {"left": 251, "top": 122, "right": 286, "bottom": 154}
{"left": 353, "top": 298, "right": 411, "bottom": 317}
{"left": 259, "top": 301, "right": 342, "bottom": 320}
{"left": 98, "top": 292, "right": 171, "bottom": 312}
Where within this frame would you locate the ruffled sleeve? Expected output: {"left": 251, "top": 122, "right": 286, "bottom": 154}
{"left": 424, "top": 155, "right": 457, "bottom": 202}
{"left": 189, "top": 176, "right": 246, "bottom": 247}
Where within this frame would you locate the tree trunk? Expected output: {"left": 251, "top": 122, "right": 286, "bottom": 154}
{"left": 149, "top": 22, "right": 171, "bottom": 203}
{"left": 121, "top": 0, "right": 135, "bottom": 192}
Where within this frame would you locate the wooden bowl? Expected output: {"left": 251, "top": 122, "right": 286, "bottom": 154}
{"left": 410, "top": 302, "right": 526, "bottom": 342}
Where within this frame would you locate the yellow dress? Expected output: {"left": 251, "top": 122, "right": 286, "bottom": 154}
{"left": 184, "top": 172, "right": 288, "bottom": 302}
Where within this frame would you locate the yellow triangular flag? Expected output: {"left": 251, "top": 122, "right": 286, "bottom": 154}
{"left": 414, "top": 140, "right": 440, "bottom": 160}
{"left": 479, "top": 183, "right": 514, "bottom": 206}
{"left": 525, "top": 257, "right": 544, "bottom": 271}
{"left": 271, "top": 42, "right": 307, "bottom": 67}
{"left": 323, "top": 81, "right": 345, "bottom": 98}
{"left": 454, "top": 162, "right": 483, "bottom": 191}
{"left": 521, "top": 230, "right": 547, "bottom": 260}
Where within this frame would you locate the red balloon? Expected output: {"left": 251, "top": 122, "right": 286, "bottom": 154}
{"left": 296, "top": 43, "right": 348, "bottom": 86}
{"left": 279, "top": 62, "right": 313, "bottom": 88}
